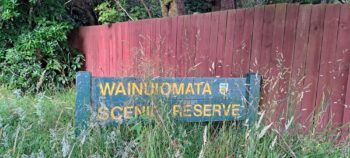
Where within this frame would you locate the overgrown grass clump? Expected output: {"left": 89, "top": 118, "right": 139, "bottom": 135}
{"left": 0, "top": 88, "right": 348, "bottom": 157}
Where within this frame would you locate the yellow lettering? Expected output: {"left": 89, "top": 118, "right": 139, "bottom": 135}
{"left": 115, "top": 82, "right": 126, "bottom": 95}
{"left": 232, "top": 104, "right": 240, "bottom": 116}
{"left": 194, "top": 104, "right": 203, "bottom": 117}
{"left": 132, "top": 83, "right": 143, "bottom": 95}
{"left": 154, "top": 83, "right": 159, "bottom": 94}
{"left": 183, "top": 105, "right": 192, "bottom": 117}
{"left": 202, "top": 83, "right": 212, "bottom": 95}
{"left": 194, "top": 82, "right": 203, "bottom": 94}
{"left": 99, "top": 82, "right": 115, "bottom": 96}
{"left": 144, "top": 83, "right": 153, "bottom": 95}
{"left": 173, "top": 105, "right": 181, "bottom": 117}
{"left": 123, "top": 106, "right": 133, "bottom": 119}
{"left": 128, "top": 82, "right": 131, "bottom": 95}
{"left": 160, "top": 82, "right": 171, "bottom": 95}
{"left": 223, "top": 104, "right": 231, "bottom": 116}
{"left": 111, "top": 106, "right": 123, "bottom": 121}
{"left": 203, "top": 104, "right": 212, "bottom": 116}
{"left": 172, "top": 83, "right": 184, "bottom": 95}
{"left": 185, "top": 83, "right": 195, "bottom": 95}
{"left": 214, "top": 104, "right": 221, "bottom": 116}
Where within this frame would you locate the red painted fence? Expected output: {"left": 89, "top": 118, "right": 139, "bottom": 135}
{"left": 70, "top": 4, "right": 350, "bottom": 139}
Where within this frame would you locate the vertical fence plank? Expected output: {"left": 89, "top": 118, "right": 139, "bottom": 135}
{"left": 259, "top": 5, "right": 275, "bottom": 75}
{"left": 128, "top": 21, "right": 137, "bottom": 76}
{"left": 340, "top": 4, "right": 350, "bottom": 142}
{"left": 121, "top": 22, "right": 130, "bottom": 77}
{"left": 169, "top": 17, "right": 178, "bottom": 77}
{"left": 280, "top": 4, "right": 299, "bottom": 123}
{"left": 136, "top": 20, "right": 145, "bottom": 77}
{"left": 259, "top": 4, "right": 276, "bottom": 121}
{"left": 110, "top": 23, "right": 121, "bottom": 76}
{"left": 291, "top": 4, "right": 312, "bottom": 128}
{"left": 215, "top": 11, "right": 229, "bottom": 77}
{"left": 150, "top": 19, "right": 161, "bottom": 76}
{"left": 176, "top": 16, "right": 185, "bottom": 77}
{"left": 188, "top": 14, "right": 200, "bottom": 76}
{"left": 333, "top": 4, "right": 350, "bottom": 134}
{"left": 270, "top": 3, "right": 287, "bottom": 124}
{"left": 315, "top": 4, "right": 341, "bottom": 131}
{"left": 116, "top": 23, "right": 123, "bottom": 77}
{"left": 109, "top": 24, "right": 115, "bottom": 77}
{"left": 192, "top": 14, "right": 205, "bottom": 77}
{"left": 96, "top": 27, "right": 103, "bottom": 77}
{"left": 93, "top": 26, "right": 104, "bottom": 77}
{"left": 250, "top": 6, "right": 265, "bottom": 72}
{"left": 341, "top": 68, "right": 350, "bottom": 141}
{"left": 156, "top": 19, "right": 162, "bottom": 76}
{"left": 300, "top": 4, "right": 326, "bottom": 131}
{"left": 241, "top": 7, "right": 254, "bottom": 76}
{"left": 163, "top": 16, "right": 176, "bottom": 77}
{"left": 222, "top": 10, "right": 236, "bottom": 77}
{"left": 208, "top": 12, "right": 220, "bottom": 77}
{"left": 139, "top": 19, "right": 152, "bottom": 76}
{"left": 232, "top": 9, "right": 246, "bottom": 77}
{"left": 195, "top": 13, "right": 212, "bottom": 77}
{"left": 182, "top": 15, "right": 192, "bottom": 77}
{"left": 142, "top": 19, "right": 152, "bottom": 60}
{"left": 160, "top": 17, "right": 171, "bottom": 76}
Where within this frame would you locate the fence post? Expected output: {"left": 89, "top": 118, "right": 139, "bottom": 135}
{"left": 75, "top": 71, "right": 92, "bottom": 135}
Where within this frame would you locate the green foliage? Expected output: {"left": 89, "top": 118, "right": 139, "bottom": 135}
{"left": 95, "top": 0, "right": 161, "bottom": 24}
{"left": 0, "top": 0, "right": 84, "bottom": 93}
{"left": 0, "top": 88, "right": 348, "bottom": 157}
{"left": 185, "top": 0, "right": 212, "bottom": 14}
{"left": 95, "top": 1, "right": 121, "bottom": 23}
{"left": 0, "top": 0, "right": 20, "bottom": 21}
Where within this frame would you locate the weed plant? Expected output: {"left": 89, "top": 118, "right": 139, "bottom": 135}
{"left": 0, "top": 88, "right": 348, "bottom": 157}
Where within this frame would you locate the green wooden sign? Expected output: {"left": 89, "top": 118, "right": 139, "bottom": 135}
{"left": 75, "top": 71, "right": 261, "bottom": 133}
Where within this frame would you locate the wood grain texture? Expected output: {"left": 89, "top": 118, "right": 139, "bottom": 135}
{"left": 250, "top": 6, "right": 265, "bottom": 72}
{"left": 315, "top": 4, "right": 341, "bottom": 131}
{"left": 222, "top": 10, "right": 236, "bottom": 77}
{"left": 214, "top": 11, "right": 228, "bottom": 77}
{"left": 232, "top": 9, "right": 245, "bottom": 77}
{"left": 333, "top": 4, "right": 350, "bottom": 132}
{"left": 300, "top": 4, "right": 326, "bottom": 131}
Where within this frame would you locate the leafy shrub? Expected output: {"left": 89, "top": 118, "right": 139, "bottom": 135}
{"left": 1, "top": 20, "right": 83, "bottom": 92}
{"left": 95, "top": 1, "right": 121, "bottom": 23}
{"left": 0, "top": 0, "right": 84, "bottom": 93}
{"left": 95, "top": 0, "right": 161, "bottom": 24}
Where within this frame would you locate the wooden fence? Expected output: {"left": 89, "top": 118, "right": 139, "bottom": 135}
{"left": 70, "top": 3, "right": 350, "bottom": 140}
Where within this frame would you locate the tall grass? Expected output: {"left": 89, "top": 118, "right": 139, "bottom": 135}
{"left": 0, "top": 88, "right": 348, "bottom": 157}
